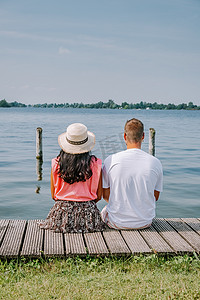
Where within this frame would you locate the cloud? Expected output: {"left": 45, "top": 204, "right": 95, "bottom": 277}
{"left": 19, "top": 85, "right": 30, "bottom": 90}
{"left": 79, "top": 35, "right": 114, "bottom": 49}
{"left": 58, "top": 47, "right": 70, "bottom": 55}
{"left": 34, "top": 86, "right": 56, "bottom": 91}
{"left": 0, "top": 30, "right": 115, "bottom": 50}
{"left": 0, "top": 30, "right": 72, "bottom": 44}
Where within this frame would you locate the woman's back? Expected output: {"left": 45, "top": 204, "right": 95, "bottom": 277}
{"left": 52, "top": 156, "right": 102, "bottom": 201}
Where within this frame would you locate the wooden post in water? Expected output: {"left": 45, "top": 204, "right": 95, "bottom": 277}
{"left": 149, "top": 128, "right": 155, "bottom": 156}
{"left": 36, "top": 127, "right": 43, "bottom": 184}
{"left": 36, "top": 127, "right": 43, "bottom": 160}
{"left": 36, "top": 159, "right": 43, "bottom": 181}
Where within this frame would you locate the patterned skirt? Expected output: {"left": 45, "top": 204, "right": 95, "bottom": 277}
{"left": 38, "top": 200, "right": 106, "bottom": 233}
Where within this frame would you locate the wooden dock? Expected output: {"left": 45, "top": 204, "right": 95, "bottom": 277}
{"left": 0, "top": 218, "right": 200, "bottom": 258}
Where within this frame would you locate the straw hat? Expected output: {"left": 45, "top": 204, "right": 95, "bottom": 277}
{"left": 58, "top": 123, "right": 95, "bottom": 154}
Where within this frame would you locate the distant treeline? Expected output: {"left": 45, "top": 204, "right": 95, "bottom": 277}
{"left": 1, "top": 99, "right": 200, "bottom": 110}
{"left": 0, "top": 99, "right": 26, "bottom": 108}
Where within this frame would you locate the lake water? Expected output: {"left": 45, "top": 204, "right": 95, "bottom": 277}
{"left": 0, "top": 108, "right": 199, "bottom": 219}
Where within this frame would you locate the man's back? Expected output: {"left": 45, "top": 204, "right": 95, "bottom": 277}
{"left": 103, "top": 148, "right": 163, "bottom": 228}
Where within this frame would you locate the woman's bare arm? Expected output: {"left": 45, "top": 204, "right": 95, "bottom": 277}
{"left": 96, "top": 169, "right": 102, "bottom": 202}
{"left": 51, "top": 169, "right": 55, "bottom": 200}
{"left": 103, "top": 188, "right": 110, "bottom": 203}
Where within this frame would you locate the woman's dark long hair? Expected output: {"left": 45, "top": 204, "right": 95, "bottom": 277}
{"left": 56, "top": 150, "right": 97, "bottom": 184}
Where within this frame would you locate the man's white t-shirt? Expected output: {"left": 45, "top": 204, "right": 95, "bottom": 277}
{"left": 102, "top": 148, "right": 163, "bottom": 228}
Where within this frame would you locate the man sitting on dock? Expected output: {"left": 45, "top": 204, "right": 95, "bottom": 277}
{"left": 101, "top": 118, "right": 163, "bottom": 229}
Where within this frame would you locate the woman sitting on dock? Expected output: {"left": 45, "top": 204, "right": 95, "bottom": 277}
{"left": 39, "top": 123, "right": 105, "bottom": 233}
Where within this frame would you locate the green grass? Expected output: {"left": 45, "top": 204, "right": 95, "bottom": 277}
{"left": 0, "top": 254, "right": 200, "bottom": 299}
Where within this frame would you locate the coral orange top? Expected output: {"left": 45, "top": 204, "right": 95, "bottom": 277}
{"left": 52, "top": 157, "right": 102, "bottom": 202}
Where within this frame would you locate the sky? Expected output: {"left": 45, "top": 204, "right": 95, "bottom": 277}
{"left": 1, "top": 0, "right": 200, "bottom": 105}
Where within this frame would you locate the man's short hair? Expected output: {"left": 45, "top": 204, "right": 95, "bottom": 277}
{"left": 124, "top": 118, "right": 144, "bottom": 143}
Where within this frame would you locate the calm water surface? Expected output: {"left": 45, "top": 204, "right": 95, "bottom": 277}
{"left": 0, "top": 108, "right": 199, "bottom": 219}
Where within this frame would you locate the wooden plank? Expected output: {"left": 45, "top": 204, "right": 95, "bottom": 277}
{"left": 152, "top": 219, "right": 194, "bottom": 254}
{"left": 165, "top": 218, "right": 200, "bottom": 253}
{"left": 84, "top": 232, "right": 109, "bottom": 255}
{"left": 121, "top": 230, "right": 152, "bottom": 254}
{"left": 182, "top": 218, "right": 200, "bottom": 235}
{"left": 0, "top": 218, "right": 199, "bottom": 258}
{"left": 21, "top": 220, "right": 44, "bottom": 257}
{"left": 44, "top": 229, "right": 64, "bottom": 257}
{"left": 103, "top": 230, "right": 131, "bottom": 255}
{"left": 0, "top": 220, "right": 27, "bottom": 258}
{"left": 0, "top": 220, "right": 9, "bottom": 245}
{"left": 64, "top": 233, "right": 87, "bottom": 256}
{"left": 139, "top": 225, "right": 174, "bottom": 254}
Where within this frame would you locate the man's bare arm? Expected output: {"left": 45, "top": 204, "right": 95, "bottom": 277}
{"left": 154, "top": 190, "right": 160, "bottom": 201}
{"left": 103, "top": 188, "right": 110, "bottom": 203}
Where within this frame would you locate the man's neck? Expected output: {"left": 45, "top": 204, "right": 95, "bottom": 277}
{"left": 126, "top": 142, "right": 142, "bottom": 150}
